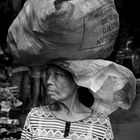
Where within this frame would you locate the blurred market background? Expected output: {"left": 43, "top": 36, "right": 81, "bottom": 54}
{"left": 0, "top": 0, "right": 140, "bottom": 140}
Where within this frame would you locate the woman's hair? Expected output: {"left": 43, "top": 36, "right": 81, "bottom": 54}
{"left": 78, "top": 86, "right": 94, "bottom": 108}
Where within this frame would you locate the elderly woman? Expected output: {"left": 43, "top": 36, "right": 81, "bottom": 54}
{"left": 20, "top": 59, "right": 136, "bottom": 140}
{"left": 20, "top": 60, "right": 116, "bottom": 140}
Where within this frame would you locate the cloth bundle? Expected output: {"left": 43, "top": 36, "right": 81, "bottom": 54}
{"left": 7, "top": 0, "right": 119, "bottom": 66}
{"left": 46, "top": 59, "right": 136, "bottom": 115}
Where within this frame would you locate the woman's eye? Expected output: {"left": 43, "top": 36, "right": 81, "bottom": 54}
{"left": 45, "top": 71, "right": 50, "bottom": 77}
{"left": 55, "top": 72, "right": 63, "bottom": 77}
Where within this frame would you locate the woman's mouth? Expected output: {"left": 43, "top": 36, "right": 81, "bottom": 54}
{"left": 47, "top": 89, "right": 57, "bottom": 94}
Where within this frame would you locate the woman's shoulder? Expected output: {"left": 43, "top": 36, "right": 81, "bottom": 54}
{"left": 27, "top": 105, "right": 52, "bottom": 118}
{"left": 90, "top": 110, "right": 112, "bottom": 126}
{"left": 89, "top": 110, "right": 114, "bottom": 139}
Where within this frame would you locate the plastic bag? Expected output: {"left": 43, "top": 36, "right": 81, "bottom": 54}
{"left": 46, "top": 59, "right": 136, "bottom": 115}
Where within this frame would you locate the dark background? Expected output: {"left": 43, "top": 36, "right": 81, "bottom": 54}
{"left": 114, "top": 0, "right": 140, "bottom": 44}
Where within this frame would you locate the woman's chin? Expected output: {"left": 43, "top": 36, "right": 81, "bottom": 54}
{"left": 49, "top": 95, "right": 58, "bottom": 102}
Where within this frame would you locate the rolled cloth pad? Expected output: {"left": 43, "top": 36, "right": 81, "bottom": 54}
{"left": 7, "top": 0, "right": 119, "bottom": 66}
{"left": 45, "top": 59, "right": 136, "bottom": 115}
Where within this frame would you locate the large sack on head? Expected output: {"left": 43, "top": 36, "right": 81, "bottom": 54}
{"left": 46, "top": 59, "right": 136, "bottom": 115}
{"left": 7, "top": 0, "right": 119, "bottom": 66}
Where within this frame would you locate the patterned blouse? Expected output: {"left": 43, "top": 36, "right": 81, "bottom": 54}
{"left": 20, "top": 106, "right": 114, "bottom": 140}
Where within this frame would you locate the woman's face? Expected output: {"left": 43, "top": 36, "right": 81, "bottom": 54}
{"left": 44, "top": 65, "right": 77, "bottom": 102}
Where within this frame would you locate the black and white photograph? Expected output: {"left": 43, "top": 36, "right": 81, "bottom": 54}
{"left": 0, "top": 0, "right": 140, "bottom": 140}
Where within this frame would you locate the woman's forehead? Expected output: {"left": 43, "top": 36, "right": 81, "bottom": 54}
{"left": 46, "top": 65, "right": 65, "bottom": 72}
{"left": 46, "top": 64, "right": 74, "bottom": 79}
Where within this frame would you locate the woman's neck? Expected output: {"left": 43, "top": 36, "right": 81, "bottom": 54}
{"left": 49, "top": 92, "right": 92, "bottom": 122}
{"left": 50, "top": 102, "right": 92, "bottom": 122}
{"left": 61, "top": 92, "right": 80, "bottom": 113}
{"left": 50, "top": 92, "right": 80, "bottom": 113}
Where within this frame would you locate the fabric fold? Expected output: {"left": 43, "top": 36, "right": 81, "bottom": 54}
{"left": 46, "top": 59, "right": 136, "bottom": 115}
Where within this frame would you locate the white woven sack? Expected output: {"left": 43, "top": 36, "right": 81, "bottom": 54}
{"left": 7, "top": 0, "right": 119, "bottom": 66}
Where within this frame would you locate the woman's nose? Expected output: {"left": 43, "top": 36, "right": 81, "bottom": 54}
{"left": 46, "top": 74, "right": 54, "bottom": 85}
